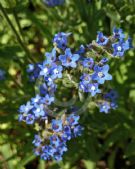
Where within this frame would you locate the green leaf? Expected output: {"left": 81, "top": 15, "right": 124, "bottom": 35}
{"left": 104, "top": 4, "right": 121, "bottom": 23}
{"left": 83, "top": 160, "right": 96, "bottom": 169}
{"left": 0, "top": 143, "right": 16, "bottom": 169}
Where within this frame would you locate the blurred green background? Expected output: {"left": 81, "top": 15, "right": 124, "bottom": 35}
{"left": 0, "top": 0, "right": 135, "bottom": 169}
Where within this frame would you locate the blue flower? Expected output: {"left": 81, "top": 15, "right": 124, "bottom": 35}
{"left": 96, "top": 32, "right": 109, "bottom": 46}
{"left": 112, "top": 40, "right": 130, "bottom": 57}
{"left": 100, "top": 57, "right": 108, "bottom": 64}
{"left": 29, "top": 75, "right": 36, "bottom": 82}
{"left": 79, "top": 81, "right": 89, "bottom": 92}
{"left": 32, "top": 135, "right": 42, "bottom": 147}
{"left": 38, "top": 61, "right": 49, "bottom": 77}
{"left": 33, "top": 104, "right": 46, "bottom": 117}
{"left": 40, "top": 146, "right": 51, "bottom": 160}
{"left": 44, "top": 76, "right": 54, "bottom": 86}
{"left": 53, "top": 150, "right": 64, "bottom": 161}
{"left": 41, "top": 94, "right": 54, "bottom": 105}
{"left": 67, "top": 114, "right": 80, "bottom": 126}
{"left": 45, "top": 48, "right": 56, "bottom": 64}
{"left": 104, "top": 90, "right": 118, "bottom": 101}
{"left": 87, "top": 83, "right": 101, "bottom": 96}
{"left": 32, "top": 114, "right": 83, "bottom": 161}
{"left": 43, "top": 0, "right": 65, "bottom": 7}
{"left": 53, "top": 154, "right": 62, "bottom": 161}
{"left": 92, "top": 64, "right": 112, "bottom": 84}
{"left": 59, "top": 48, "right": 80, "bottom": 68}
{"left": 26, "top": 114, "right": 35, "bottom": 124}
{"left": 54, "top": 144, "right": 67, "bottom": 161}
{"left": 126, "top": 37, "right": 133, "bottom": 48}
{"left": 57, "top": 144, "right": 67, "bottom": 154}
{"left": 39, "top": 82, "right": 57, "bottom": 96}
{"left": 50, "top": 135, "right": 60, "bottom": 147}
{"left": 40, "top": 152, "right": 49, "bottom": 160}
{"left": 99, "top": 101, "right": 110, "bottom": 113}
{"left": 50, "top": 64, "right": 63, "bottom": 79}
{"left": 110, "top": 102, "right": 118, "bottom": 110}
{"left": 19, "top": 101, "right": 33, "bottom": 114}
{"left": 82, "top": 58, "right": 94, "bottom": 69}
{"left": 62, "top": 126, "right": 72, "bottom": 141}
{"left": 0, "top": 69, "right": 5, "bottom": 80}
{"left": 28, "top": 63, "right": 41, "bottom": 81}
{"left": 27, "top": 64, "right": 35, "bottom": 73}
{"left": 18, "top": 114, "right": 25, "bottom": 122}
{"left": 31, "top": 94, "right": 41, "bottom": 104}
{"left": 73, "top": 125, "right": 84, "bottom": 137}
{"left": 80, "top": 73, "right": 91, "bottom": 84}
{"left": 113, "top": 27, "right": 125, "bottom": 39}
{"left": 76, "top": 45, "right": 85, "bottom": 54}
{"left": 34, "top": 148, "right": 41, "bottom": 156}
{"left": 79, "top": 73, "right": 92, "bottom": 92}
{"left": 39, "top": 83, "right": 48, "bottom": 95}
{"left": 52, "top": 119, "right": 63, "bottom": 132}
{"left": 102, "top": 90, "right": 118, "bottom": 112}
{"left": 53, "top": 32, "right": 71, "bottom": 49}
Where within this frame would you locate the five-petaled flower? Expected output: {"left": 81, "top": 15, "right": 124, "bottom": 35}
{"left": 67, "top": 114, "right": 80, "bottom": 126}
{"left": 96, "top": 32, "right": 109, "bottom": 46}
{"left": 112, "top": 39, "right": 130, "bottom": 57}
{"left": 99, "top": 101, "right": 111, "bottom": 113}
{"left": 87, "top": 83, "right": 101, "bottom": 96}
{"left": 45, "top": 48, "right": 56, "bottom": 64}
{"left": 82, "top": 58, "right": 94, "bottom": 69}
{"left": 52, "top": 119, "right": 63, "bottom": 132}
{"left": 59, "top": 48, "right": 80, "bottom": 68}
{"left": 53, "top": 32, "right": 71, "bottom": 49}
{"left": 113, "top": 27, "right": 125, "bottom": 39}
{"left": 92, "top": 64, "right": 112, "bottom": 84}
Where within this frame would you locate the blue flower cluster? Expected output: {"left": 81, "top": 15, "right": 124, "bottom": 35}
{"left": 19, "top": 28, "right": 132, "bottom": 161}
{"left": 19, "top": 32, "right": 83, "bottom": 161}
{"left": 96, "top": 27, "right": 133, "bottom": 57}
{"left": 79, "top": 59, "right": 112, "bottom": 97}
{"left": 43, "top": 0, "right": 65, "bottom": 7}
{"left": 32, "top": 113, "right": 83, "bottom": 161}
{"left": 0, "top": 69, "right": 5, "bottom": 80}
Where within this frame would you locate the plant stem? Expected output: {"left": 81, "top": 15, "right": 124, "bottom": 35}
{"left": 0, "top": 3, "right": 34, "bottom": 63}
{"left": 13, "top": 11, "right": 24, "bottom": 41}
{"left": 6, "top": 0, "right": 24, "bottom": 40}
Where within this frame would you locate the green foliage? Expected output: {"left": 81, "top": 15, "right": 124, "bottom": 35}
{"left": 0, "top": 0, "right": 135, "bottom": 169}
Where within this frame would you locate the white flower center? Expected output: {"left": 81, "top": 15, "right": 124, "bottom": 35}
{"left": 34, "top": 98, "right": 39, "bottom": 102}
{"left": 54, "top": 69, "right": 59, "bottom": 74}
{"left": 25, "top": 107, "right": 29, "bottom": 112}
{"left": 98, "top": 72, "right": 104, "bottom": 78}
{"left": 48, "top": 77, "right": 52, "bottom": 82}
{"left": 91, "top": 86, "right": 96, "bottom": 91}
{"left": 103, "top": 105, "right": 106, "bottom": 109}
{"left": 117, "top": 46, "right": 122, "bottom": 51}
{"left": 36, "top": 108, "right": 40, "bottom": 113}
{"left": 43, "top": 68, "right": 48, "bottom": 74}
